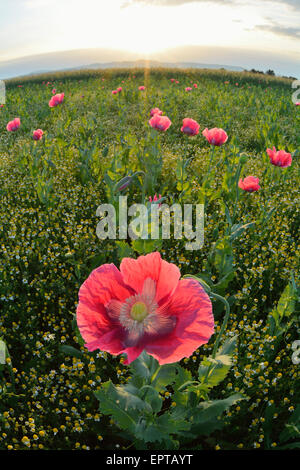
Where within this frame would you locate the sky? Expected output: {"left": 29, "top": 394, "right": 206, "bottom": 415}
{"left": 0, "top": 0, "right": 300, "bottom": 77}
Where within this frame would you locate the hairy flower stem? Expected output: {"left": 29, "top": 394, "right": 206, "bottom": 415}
{"left": 203, "top": 292, "right": 231, "bottom": 385}
{"left": 206, "top": 145, "right": 215, "bottom": 178}
{"left": 210, "top": 293, "right": 231, "bottom": 358}
{"left": 232, "top": 162, "right": 242, "bottom": 224}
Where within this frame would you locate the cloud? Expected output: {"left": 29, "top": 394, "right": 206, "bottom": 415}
{"left": 122, "top": 0, "right": 234, "bottom": 6}
{"left": 122, "top": 0, "right": 300, "bottom": 11}
{"left": 255, "top": 22, "right": 300, "bottom": 40}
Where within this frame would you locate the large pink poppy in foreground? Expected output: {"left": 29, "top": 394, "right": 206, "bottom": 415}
{"left": 76, "top": 252, "right": 214, "bottom": 364}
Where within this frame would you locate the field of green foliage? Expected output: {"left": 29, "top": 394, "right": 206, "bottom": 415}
{"left": 0, "top": 68, "right": 299, "bottom": 451}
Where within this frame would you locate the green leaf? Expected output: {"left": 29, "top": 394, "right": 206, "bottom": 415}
{"left": 71, "top": 316, "right": 85, "bottom": 347}
{"left": 130, "top": 351, "right": 177, "bottom": 392}
{"left": 59, "top": 345, "right": 84, "bottom": 360}
{"left": 151, "top": 364, "right": 177, "bottom": 392}
{"left": 190, "top": 393, "right": 246, "bottom": 436}
{"left": 141, "top": 386, "right": 163, "bottom": 413}
{"left": 230, "top": 222, "right": 256, "bottom": 241}
{"left": 135, "top": 413, "right": 190, "bottom": 445}
{"left": 95, "top": 381, "right": 138, "bottom": 432}
{"left": 213, "top": 271, "right": 235, "bottom": 293}
{"left": 0, "top": 338, "right": 7, "bottom": 365}
{"left": 198, "top": 356, "right": 231, "bottom": 389}
{"left": 198, "top": 336, "right": 238, "bottom": 390}
{"left": 277, "top": 283, "right": 297, "bottom": 318}
{"left": 173, "top": 365, "right": 194, "bottom": 406}
{"left": 217, "top": 335, "right": 238, "bottom": 356}
{"left": 132, "top": 238, "right": 163, "bottom": 255}
{"left": 116, "top": 241, "right": 134, "bottom": 260}
{"left": 130, "top": 350, "right": 158, "bottom": 381}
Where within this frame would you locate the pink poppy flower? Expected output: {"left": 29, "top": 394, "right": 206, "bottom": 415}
{"left": 33, "top": 129, "right": 43, "bottom": 141}
{"left": 139, "top": 86, "right": 146, "bottom": 91}
{"left": 175, "top": 80, "right": 179, "bottom": 84}
{"left": 185, "top": 87, "right": 192, "bottom": 92}
{"left": 170, "top": 78, "right": 175, "bottom": 83}
{"left": 76, "top": 252, "right": 214, "bottom": 365}
{"left": 202, "top": 127, "right": 228, "bottom": 146}
{"left": 112, "top": 90, "right": 118, "bottom": 95}
{"left": 266, "top": 147, "right": 292, "bottom": 168}
{"left": 6, "top": 118, "right": 20, "bottom": 132}
{"left": 149, "top": 114, "right": 172, "bottom": 132}
{"left": 193, "top": 83, "right": 198, "bottom": 88}
{"left": 49, "top": 92, "right": 64, "bottom": 107}
{"left": 117, "top": 87, "right": 123, "bottom": 92}
{"left": 52, "top": 88, "right": 56, "bottom": 94}
{"left": 0, "top": 104, "right": 4, "bottom": 108}
{"left": 238, "top": 176, "right": 260, "bottom": 192}
{"left": 150, "top": 107, "right": 163, "bottom": 117}
{"left": 149, "top": 194, "right": 162, "bottom": 207}
{"left": 295, "top": 102, "right": 300, "bottom": 106}
{"left": 181, "top": 118, "right": 200, "bottom": 136}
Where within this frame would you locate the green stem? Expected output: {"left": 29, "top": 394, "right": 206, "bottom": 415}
{"left": 206, "top": 145, "right": 215, "bottom": 178}
{"left": 201, "top": 146, "right": 215, "bottom": 207}
{"left": 232, "top": 163, "right": 242, "bottom": 224}
{"left": 210, "top": 292, "right": 231, "bottom": 359}
{"left": 151, "top": 365, "right": 162, "bottom": 384}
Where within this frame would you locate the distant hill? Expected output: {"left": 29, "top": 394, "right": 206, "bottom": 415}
{"left": 65, "top": 59, "right": 244, "bottom": 73}
{"left": 0, "top": 46, "right": 298, "bottom": 80}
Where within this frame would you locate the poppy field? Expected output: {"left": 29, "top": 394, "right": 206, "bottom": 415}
{"left": 0, "top": 68, "right": 299, "bottom": 451}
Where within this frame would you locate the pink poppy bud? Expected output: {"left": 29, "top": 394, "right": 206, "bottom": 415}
{"left": 266, "top": 147, "right": 292, "bottom": 168}
{"left": 149, "top": 114, "right": 172, "bottom": 132}
{"left": 33, "top": 129, "right": 43, "bottom": 141}
{"left": 149, "top": 194, "right": 162, "bottom": 207}
{"left": 49, "top": 93, "right": 64, "bottom": 107}
{"left": 238, "top": 176, "right": 260, "bottom": 192}
{"left": 6, "top": 117, "right": 20, "bottom": 132}
{"left": 150, "top": 107, "right": 163, "bottom": 117}
{"left": 181, "top": 118, "right": 200, "bottom": 136}
{"left": 202, "top": 127, "right": 228, "bottom": 146}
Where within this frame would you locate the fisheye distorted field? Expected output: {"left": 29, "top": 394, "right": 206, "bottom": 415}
{"left": 0, "top": 68, "right": 299, "bottom": 451}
